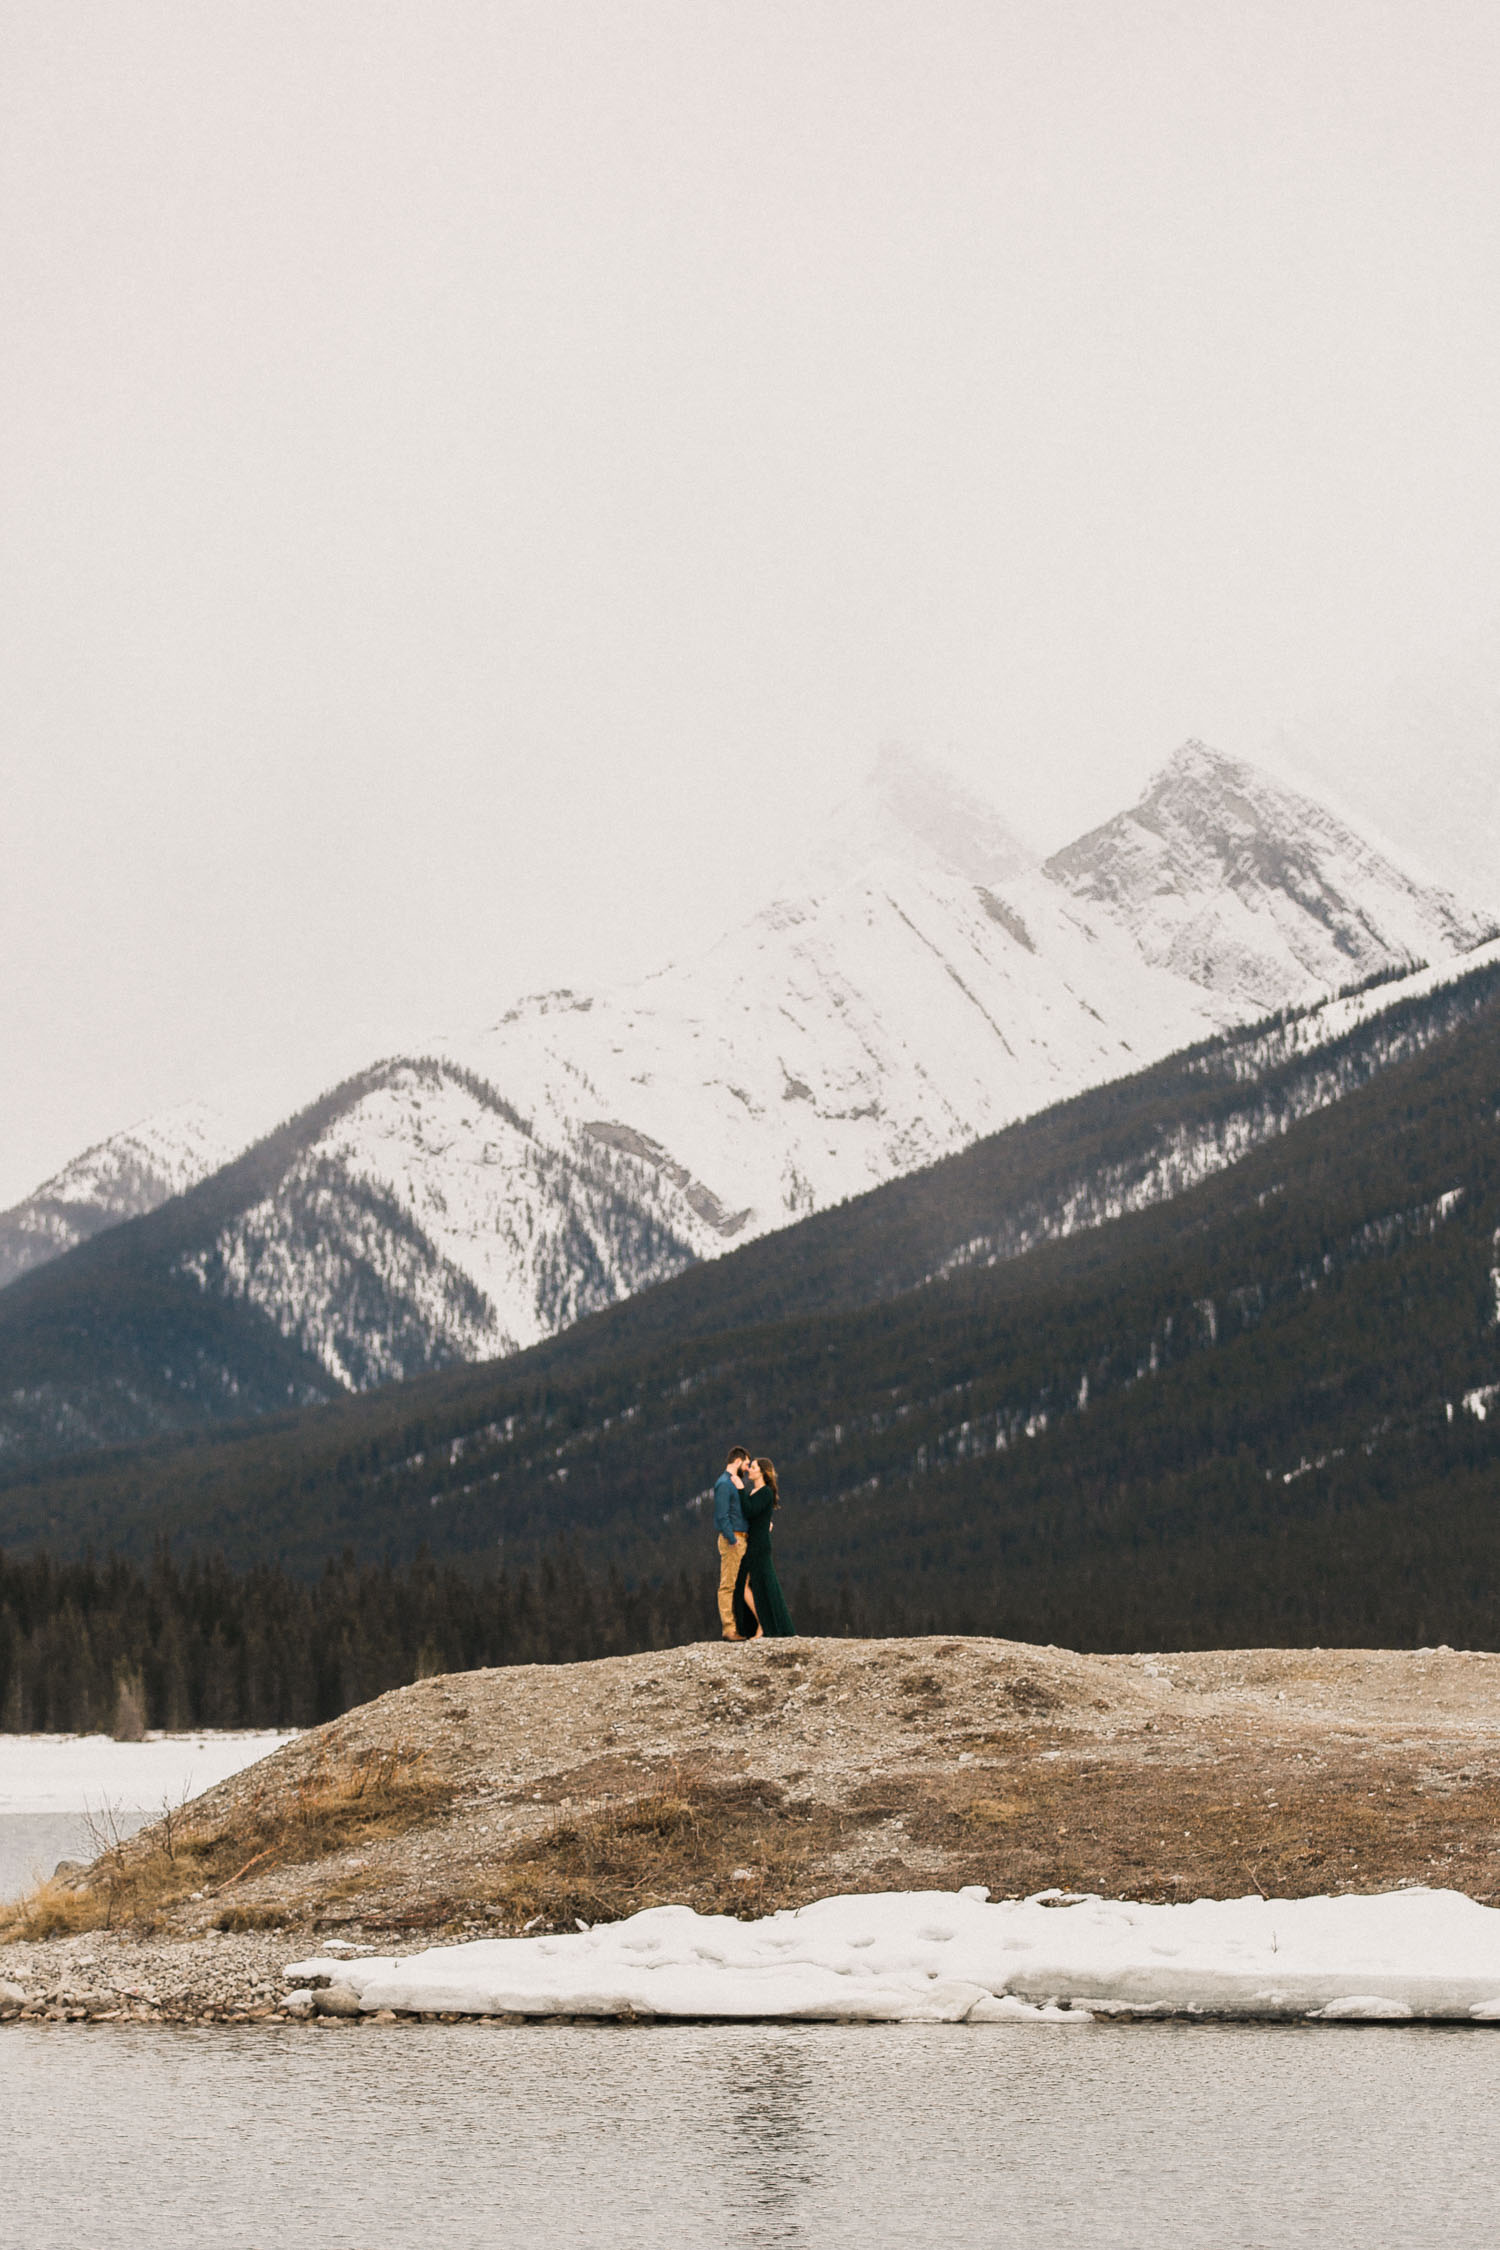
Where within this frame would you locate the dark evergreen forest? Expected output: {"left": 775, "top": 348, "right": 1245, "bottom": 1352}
{"left": 0, "top": 1544, "right": 881, "bottom": 1731}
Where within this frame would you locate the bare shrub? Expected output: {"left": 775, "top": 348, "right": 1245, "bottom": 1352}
{"left": 212, "top": 1903, "right": 289, "bottom": 1932}
{"left": 1001, "top": 1673, "right": 1064, "bottom": 1714}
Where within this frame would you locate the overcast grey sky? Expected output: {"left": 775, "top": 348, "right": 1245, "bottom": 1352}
{"left": 3, "top": 0, "right": 1499, "bottom": 1205}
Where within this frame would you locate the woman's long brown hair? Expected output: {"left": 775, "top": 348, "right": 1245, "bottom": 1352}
{"left": 755, "top": 1457, "right": 779, "bottom": 1509}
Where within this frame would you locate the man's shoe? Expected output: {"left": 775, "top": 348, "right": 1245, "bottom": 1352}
{"left": 722, "top": 1629, "right": 742, "bottom": 1641}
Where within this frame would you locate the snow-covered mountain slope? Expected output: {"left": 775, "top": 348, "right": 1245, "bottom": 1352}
{"left": 929, "top": 934, "right": 1500, "bottom": 1286}
{"left": 441, "top": 743, "right": 1488, "bottom": 1238}
{"left": 451, "top": 849, "right": 1220, "bottom": 1241}
{"left": 164, "top": 741, "right": 1494, "bottom": 1383}
{"left": 9, "top": 741, "right": 1494, "bottom": 1404}
{"left": 1044, "top": 741, "right": 1491, "bottom": 1012}
{"left": 0, "top": 1102, "right": 237, "bottom": 1289}
{"left": 180, "top": 1058, "right": 722, "bottom": 1387}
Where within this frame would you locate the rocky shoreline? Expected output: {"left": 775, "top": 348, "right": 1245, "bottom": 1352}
{"left": 0, "top": 1929, "right": 499, "bottom": 2025}
{"left": 1, "top": 1930, "right": 312, "bottom": 2024}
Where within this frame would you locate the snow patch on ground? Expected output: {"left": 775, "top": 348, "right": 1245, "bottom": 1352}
{"left": 287, "top": 1884, "right": 1500, "bottom": 2025}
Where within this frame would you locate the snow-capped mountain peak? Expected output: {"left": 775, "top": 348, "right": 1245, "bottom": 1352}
{"left": 1044, "top": 738, "right": 1495, "bottom": 1014}
{"left": 0, "top": 1100, "right": 239, "bottom": 1289}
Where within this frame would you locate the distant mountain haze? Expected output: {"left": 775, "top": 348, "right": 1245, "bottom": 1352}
{"left": 0, "top": 742, "right": 1491, "bottom": 1455}
{"left": 1267, "top": 637, "right": 1500, "bottom": 914}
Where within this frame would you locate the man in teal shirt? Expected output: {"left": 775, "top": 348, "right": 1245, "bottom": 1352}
{"left": 713, "top": 1446, "right": 750, "bottom": 1639}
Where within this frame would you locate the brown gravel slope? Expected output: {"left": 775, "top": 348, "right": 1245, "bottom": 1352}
{"left": 5, "top": 1634, "right": 1500, "bottom": 2022}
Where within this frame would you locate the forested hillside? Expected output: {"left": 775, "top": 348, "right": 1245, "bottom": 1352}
{"left": 5, "top": 960, "right": 1500, "bottom": 1653}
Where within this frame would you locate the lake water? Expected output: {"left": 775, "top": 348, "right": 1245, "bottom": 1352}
{"left": 0, "top": 1808, "right": 155, "bottom": 1898}
{"left": 4, "top": 2017, "right": 1498, "bottom": 2250}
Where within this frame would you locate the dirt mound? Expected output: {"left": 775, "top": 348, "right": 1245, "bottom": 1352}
{"left": 9, "top": 1635, "right": 1500, "bottom": 1969}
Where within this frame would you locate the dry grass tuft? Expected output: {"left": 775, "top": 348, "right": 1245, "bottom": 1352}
{"left": 211, "top": 1903, "right": 292, "bottom": 1933}
{"left": 1, "top": 1745, "right": 451, "bottom": 1942}
{"left": 474, "top": 1776, "right": 848, "bottom": 1931}
{"left": 891, "top": 1748, "right": 1500, "bottom": 1903}
{"left": 2, "top": 1876, "right": 104, "bottom": 1943}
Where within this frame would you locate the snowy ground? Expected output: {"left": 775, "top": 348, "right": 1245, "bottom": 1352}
{"left": 288, "top": 1885, "right": 1500, "bottom": 2025}
{"left": 0, "top": 1731, "right": 297, "bottom": 1818}
{"left": 0, "top": 1732, "right": 296, "bottom": 1901}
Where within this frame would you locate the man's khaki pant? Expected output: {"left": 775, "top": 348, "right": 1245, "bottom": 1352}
{"left": 717, "top": 1533, "right": 747, "bottom": 1638}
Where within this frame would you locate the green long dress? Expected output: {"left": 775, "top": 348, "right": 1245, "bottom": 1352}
{"left": 732, "top": 1482, "right": 795, "bottom": 1638}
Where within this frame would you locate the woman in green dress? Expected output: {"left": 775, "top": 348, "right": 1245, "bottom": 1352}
{"left": 732, "top": 1457, "right": 795, "bottom": 1638}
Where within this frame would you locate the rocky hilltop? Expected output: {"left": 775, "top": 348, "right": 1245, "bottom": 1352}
{"left": 5, "top": 1634, "right": 1500, "bottom": 2024}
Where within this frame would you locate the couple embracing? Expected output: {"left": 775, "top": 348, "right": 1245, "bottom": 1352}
{"left": 713, "top": 1446, "right": 795, "bottom": 1641}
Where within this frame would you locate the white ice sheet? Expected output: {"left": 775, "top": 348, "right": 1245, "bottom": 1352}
{"left": 0, "top": 1732, "right": 297, "bottom": 1816}
{"left": 288, "top": 1885, "right": 1500, "bottom": 2025}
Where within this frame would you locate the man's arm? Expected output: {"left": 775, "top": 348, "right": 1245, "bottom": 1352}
{"left": 713, "top": 1472, "right": 740, "bottom": 1539}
